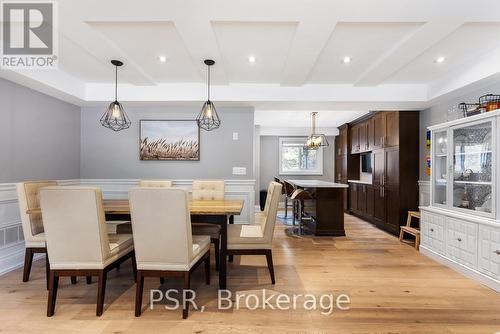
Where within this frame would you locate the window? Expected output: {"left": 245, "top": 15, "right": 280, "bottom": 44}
{"left": 279, "top": 137, "right": 323, "bottom": 175}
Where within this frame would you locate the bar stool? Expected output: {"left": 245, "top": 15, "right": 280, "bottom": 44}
{"left": 282, "top": 180, "right": 296, "bottom": 219}
{"left": 290, "top": 189, "right": 313, "bottom": 235}
{"left": 399, "top": 211, "right": 421, "bottom": 250}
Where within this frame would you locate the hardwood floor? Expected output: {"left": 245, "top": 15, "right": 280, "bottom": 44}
{"left": 0, "top": 214, "right": 499, "bottom": 333}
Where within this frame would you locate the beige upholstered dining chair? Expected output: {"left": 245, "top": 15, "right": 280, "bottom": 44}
{"left": 40, "top": 186, "right": 135, "bottom": 317}
{"left": 191, "top": 180, "right": 224, "bottom": 270}
{"left": 139, "top": 180, "right": 173, "bottom": 187}
{"left": 17, "top": 180, "right": 57, "bottom": 288}
{"left": 129, "top": 187, "right": 210, "bottom": 319}
{"left": 227, "top": 181, "right": 282, "bottom": 284}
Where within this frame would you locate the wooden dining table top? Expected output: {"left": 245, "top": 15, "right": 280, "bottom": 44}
{"left": 27, "top": 199, "right": 244, "bottom": 216}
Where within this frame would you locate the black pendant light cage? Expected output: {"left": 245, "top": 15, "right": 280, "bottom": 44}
{"left": 100, "top": 60, "right": 131, "bottom": 131}
{"left": 197, "top": 59, "right": 221, "bottom": 131}
{"left": 304, "top": 112, "right": 329, "bottom": 150}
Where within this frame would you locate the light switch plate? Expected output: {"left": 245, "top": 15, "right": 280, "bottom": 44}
{"left": 233, "top": 132, "right": 239, "bottom": 140}
{"left": 232, "top": 167, "right": 246, "bottom": 175}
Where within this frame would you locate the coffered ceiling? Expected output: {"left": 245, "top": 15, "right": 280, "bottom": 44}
{"left": 2, "top": 0, "right": 500, "bottom": 123}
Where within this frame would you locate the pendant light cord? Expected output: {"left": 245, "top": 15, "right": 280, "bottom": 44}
{"left": 114, "top": 65, "right": 118, "bottom": 101}
{"left": 207, "top": 64, "right": 211, "bottom": 101}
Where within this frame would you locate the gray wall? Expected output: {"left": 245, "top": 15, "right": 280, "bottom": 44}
{"left": 420, "top": 82, "right": 500, "bottom": 180}
{"left": 80, "top": 106, "right": 254, "bottom": 179}
{"left": 0, "top": 78, "right": 80, "bottom": 182}
{"left": 259, "top": 136, "right": 335, "bottom": 191}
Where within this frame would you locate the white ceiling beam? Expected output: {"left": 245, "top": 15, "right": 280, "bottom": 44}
{"left": 280, "top": 19, "right": 338, "bottom": 86}
{"left": 428, "top": 45, "right": 500, "bottom": 102}
{"left": 0, "top": 69, "right": 85, "bottom": 105}
{"left": 84, "top": 82, "right": 427, "bottom": 103}
{"left": 354, "top": 21, "right": 463, "bottom": 86}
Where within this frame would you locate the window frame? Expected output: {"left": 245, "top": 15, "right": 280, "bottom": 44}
{"left": 278, "top": 137, "right": 324, "bottom": 175}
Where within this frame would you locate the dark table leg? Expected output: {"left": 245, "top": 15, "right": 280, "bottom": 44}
{"left": 218, "top": 215, "right": 228, "bottom": 289}
{"left": 228, "top": 215, "right": 234, "bottom": 263}
{"left": 191, "top": 214, "right": 228, "bottom": 289}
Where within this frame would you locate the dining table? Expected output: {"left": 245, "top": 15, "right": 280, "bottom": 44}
{"left": 27, "top": 199, "right": 244, "bottom": 289}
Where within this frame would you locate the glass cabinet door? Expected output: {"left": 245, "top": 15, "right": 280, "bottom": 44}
{"left": 433, "top": 130, "right": 448, "bottom": 206}
{"left": 452, "top": 121, "right": 493, "bottom": 214}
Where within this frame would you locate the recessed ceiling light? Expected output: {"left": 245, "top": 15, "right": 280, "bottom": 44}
{"left": 248, "top": 56, "right": 256, "bottom": 63}
{"left": 159, "top": 55, "right": 167, "bottom": 63}
{"left": 435, "top": 56, "right": 445, "bottom": 63}
{"left": 342, "top": 56, "right": 352, "bottom": 64}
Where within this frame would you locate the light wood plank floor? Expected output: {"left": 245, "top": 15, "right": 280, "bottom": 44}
{"left": 1, "top": 214, "right": 499, "bottom": 333}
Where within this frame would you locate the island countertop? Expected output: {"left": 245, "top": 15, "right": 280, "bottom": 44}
{"left": 288, "top": 179, "right": 349, "bottom": 188}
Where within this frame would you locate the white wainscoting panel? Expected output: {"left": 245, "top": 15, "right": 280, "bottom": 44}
{"left": 79, "top": 179, "right": 256, "bottom": 224}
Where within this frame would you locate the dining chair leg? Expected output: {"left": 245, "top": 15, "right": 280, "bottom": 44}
{"left": 22, "top": 248, "right": 34, "bottom": 282}
{"left": 160, "top": 277, "right": 165, "bottom": 284}
{"left": 70, "top": 276, "right": 77, "bottom": 284}
{"left": 45, "top": 254, "right": 50, "bottom": 290}
{"left": 265, "top": 250, "right": 275, "bottom": 285}
{"left": 131, "top": 252, "right": 137, "bottom": 283}
{"left": 46, "top": 270, "right": 59, "bottom": 317}
{"left": 284, "top": 197, "right": 288, "bottom": 218}
{"left": 182, "top": 272, "right": 190, "bottom": 319}
{"left": 86, "top": 276, "right": 92, "bottom": 284}
{"left": 135, "top": 270, "right": 144, "bottom": 317}
{"left": 214, "top": 239, "right": 220, "bottom": 271}
{"left": 96, "top": 270, "right": 107, "bottom": 316}
{"left": 205, "top": 253, "right": 211, "bottom": 285}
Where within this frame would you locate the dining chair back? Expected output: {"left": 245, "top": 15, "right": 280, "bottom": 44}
{"left": 260, "top": 181, "right": 282, "bottom": 244}
{"left": 192, "top": 180, "right": 225, "bottom": 200}
{"left": 129, "top": 187, "right": 211, "bottom": 318}
{"left": 17, "top": 181, "right": 57, "bottom": 247}
{"left": 40, "top": 187, "right": 114, "bottom": 269}
{"left": 129, "top": 187, "right": 193, "bottom": 270}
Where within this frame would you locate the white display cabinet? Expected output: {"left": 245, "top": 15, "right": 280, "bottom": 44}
{"left": 421, "top": 110, "right": 500, "bottom": 292}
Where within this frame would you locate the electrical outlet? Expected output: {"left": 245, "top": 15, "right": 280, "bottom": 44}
{"left": 232, "top": 167, "right": 246, "bottom": 175}
{"left": 233, "top": 132, "right": 239, "bottom": 140}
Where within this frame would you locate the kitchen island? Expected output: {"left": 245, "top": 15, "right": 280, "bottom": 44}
{"left": 288, "top": 179, "right": 349, "bottom": 236}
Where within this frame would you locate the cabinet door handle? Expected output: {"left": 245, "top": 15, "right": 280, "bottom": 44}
{"left": 430, "top": 228, "right": 434, "bottom": 232}
{"left": 457, "top": 238, "right": 462, "bottom": 242}
{"left": 494, "top": 250, "right": 500, "bottom": 255}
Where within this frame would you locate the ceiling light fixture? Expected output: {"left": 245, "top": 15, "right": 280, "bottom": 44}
{"left": 100, "top": 60, "right": 131, "bottom": 132}
{"left": 342, "top": 56, "right": 352, "bottom": 64}
{"left": 435, "top": 56, "right": 445, "bottom": 63}
{"left": 159, "top": 55, "right": 167, "bottom": 63}
{"left": 197, "top": 59, "right": 221, "bottom": 131}
{"left": 248, "top": 56, "right": 256, "bottom": 63}
{"left": 305, "top": 112, "right": 329, "bottom": 150}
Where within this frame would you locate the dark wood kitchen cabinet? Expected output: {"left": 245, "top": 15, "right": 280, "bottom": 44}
{"left": 350, "top": 124, "right": 359, "bottom": 153}
{"left": 358, "top": 122, "right": 367, "bottom": 152}
{"left": 339, "top": 111, "right": 419, "bottom": 235}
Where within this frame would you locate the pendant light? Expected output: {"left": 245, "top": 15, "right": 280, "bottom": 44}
{"left": 305, "top": 112, "right": 329, "bottom": 150}
{"left": 197, "top": 59, "right": 221, "bottom": 131}
{"left": 100, "top": 60, "right": 131, "bottom": 131}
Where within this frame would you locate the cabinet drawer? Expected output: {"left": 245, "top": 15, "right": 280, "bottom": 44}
{"left": 446, "top": 218, "right": 478, "bottom": 268}
{"left": 421, "top": 211, "right": 445, "bottom": 254}
{"left": 478, "top": 225, "right": 500, "bottom": 280}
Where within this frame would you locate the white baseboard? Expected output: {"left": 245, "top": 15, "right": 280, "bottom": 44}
{"left": 420, "top": 245, "right": 500, "bottom": 292}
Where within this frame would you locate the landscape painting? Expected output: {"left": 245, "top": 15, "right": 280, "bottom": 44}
{"left": 140, "top": 120, "right": 200, "bottom": 161}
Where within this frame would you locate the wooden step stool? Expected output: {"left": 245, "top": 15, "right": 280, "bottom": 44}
{"left": 399, "top": 211, "right": 421, "bottom": 250}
